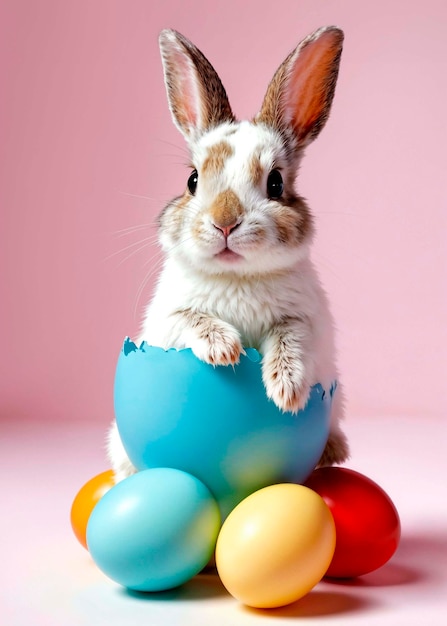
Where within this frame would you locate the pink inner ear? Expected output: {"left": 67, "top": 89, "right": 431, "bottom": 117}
{"left": 285, "top": 31, "right": 339, "bottom": 140}
{"left": 169, "top": 46, "right": 202, "bottom": 133}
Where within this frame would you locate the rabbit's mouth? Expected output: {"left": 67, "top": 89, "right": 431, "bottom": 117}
{"left": 215, "top": 247, "right": 243, "bottom": 263}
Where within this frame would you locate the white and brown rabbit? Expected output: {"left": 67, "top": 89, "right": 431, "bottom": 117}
{"left": 108, "top": 26, "right": 349, "bottom": 481}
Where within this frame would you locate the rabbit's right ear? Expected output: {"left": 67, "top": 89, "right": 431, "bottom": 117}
{"left": 159, "top": 30, "right": 235, "bottom": 141}
{"left": 256, "top": 26, "right": 343, "bottom": 148}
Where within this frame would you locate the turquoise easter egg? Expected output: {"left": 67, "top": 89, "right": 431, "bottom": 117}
{"left": 114, "top": 339, "right": 334, "bottom": 518}
{"left": 86, "top": 468, "right": 220, "bottom": 591}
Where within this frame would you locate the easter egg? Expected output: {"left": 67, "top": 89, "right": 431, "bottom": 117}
{"left": 215, "top": 483, "right": 336, "bottom": 608}
{"left": 70, "top": 469, "right": 115, "bottom": 549}
{"left": 86, "top": 468, "right": 221, "bottom": 592}
{"left": 114, "top": 339, "right": 334, "bottom": 518}
{"left": 305, "top": 467, "right": 401, "bottom": 578}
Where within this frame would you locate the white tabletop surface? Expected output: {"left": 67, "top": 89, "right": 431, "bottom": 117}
{"left": 3, "top": 412, "right": 446, "bottom": 625}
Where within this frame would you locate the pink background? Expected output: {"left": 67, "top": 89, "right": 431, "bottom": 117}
{"left": 1, "top": 0, "right": 446, "bottom": 426}
{"left": 2, "top": 2, "right": 447, "bottom": 624}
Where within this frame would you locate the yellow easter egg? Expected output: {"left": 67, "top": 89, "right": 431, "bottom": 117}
{"left": 215, "top": 483, "right": 336, "bottom": 608}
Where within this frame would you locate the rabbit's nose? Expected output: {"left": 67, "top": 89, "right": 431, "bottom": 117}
{"left": 213, "top": 221, "right": 240, "bottom": 238}
{"left": 209, "top": 190, "right": 244, "bottom": 236}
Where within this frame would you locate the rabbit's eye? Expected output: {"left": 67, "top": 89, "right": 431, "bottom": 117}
{"left": 267, "top": 169, "right": 284, "bottom": 199}
{"left": 187, "top": 169, "right": 198, "bottom": 195}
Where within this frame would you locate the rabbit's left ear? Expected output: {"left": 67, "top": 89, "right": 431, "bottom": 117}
{"left": 159, "top": 30, "right": 235, "bottom": 141}
{"left": 256, "top": 26, "right": 343, "bottom": 147}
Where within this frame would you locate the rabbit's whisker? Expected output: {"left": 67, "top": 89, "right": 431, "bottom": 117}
{"left": 103, "top": 236, "right": 157, "bottom": 264}
{"left": 118, "top": 191, "right": 159, "bottom": 202}
{"left": 111, "top": 224, "right": 156, "bottom": 237}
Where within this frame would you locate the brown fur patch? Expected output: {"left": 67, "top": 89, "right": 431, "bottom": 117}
{"left": 274, "top": 195, "right": 313, "bottom": 245}
{"left": 202, "top": 141, "right": 234, "bottom": 178}
{"left": 249, "top": 154, "right": 264, "bottom": 187}
{"left": 209, "top": 189, "right": 244, "bottom": 229}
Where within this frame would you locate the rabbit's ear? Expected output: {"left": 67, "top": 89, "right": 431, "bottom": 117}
{"left": 256, "top": 26, "right": 343, "bottom": 147}
{"left": 159, "top": 30, "right": 235, "bottom": 141}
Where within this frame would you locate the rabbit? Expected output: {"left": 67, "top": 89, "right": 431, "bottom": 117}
{"left": 107, "top": 26, "right": 350, "bottom": 482}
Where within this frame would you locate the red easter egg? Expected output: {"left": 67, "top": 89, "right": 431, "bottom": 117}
{"left": 305, "top": 467, "right": 400, "bottom": 578}
{"left": 71, "top": 470, "right": 116, "bottom": 549}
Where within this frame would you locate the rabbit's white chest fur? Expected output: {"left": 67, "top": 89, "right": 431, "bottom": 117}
{"left": 140, "top": 255, "right": 337, "bottom": 391}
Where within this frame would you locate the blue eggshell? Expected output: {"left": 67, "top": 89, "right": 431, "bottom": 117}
{"left": 114, "top": 339, "right": 334, "bottom": 518}
{"left": 86, "top": 468, "right": 221, "bottom": 592}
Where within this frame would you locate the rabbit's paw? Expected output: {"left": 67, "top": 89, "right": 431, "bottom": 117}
{"left": 191, "top": 321, "right": 243, "bottom": 366}
{"left": 262, "top": 353, "right": 310, "bottom": 414}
